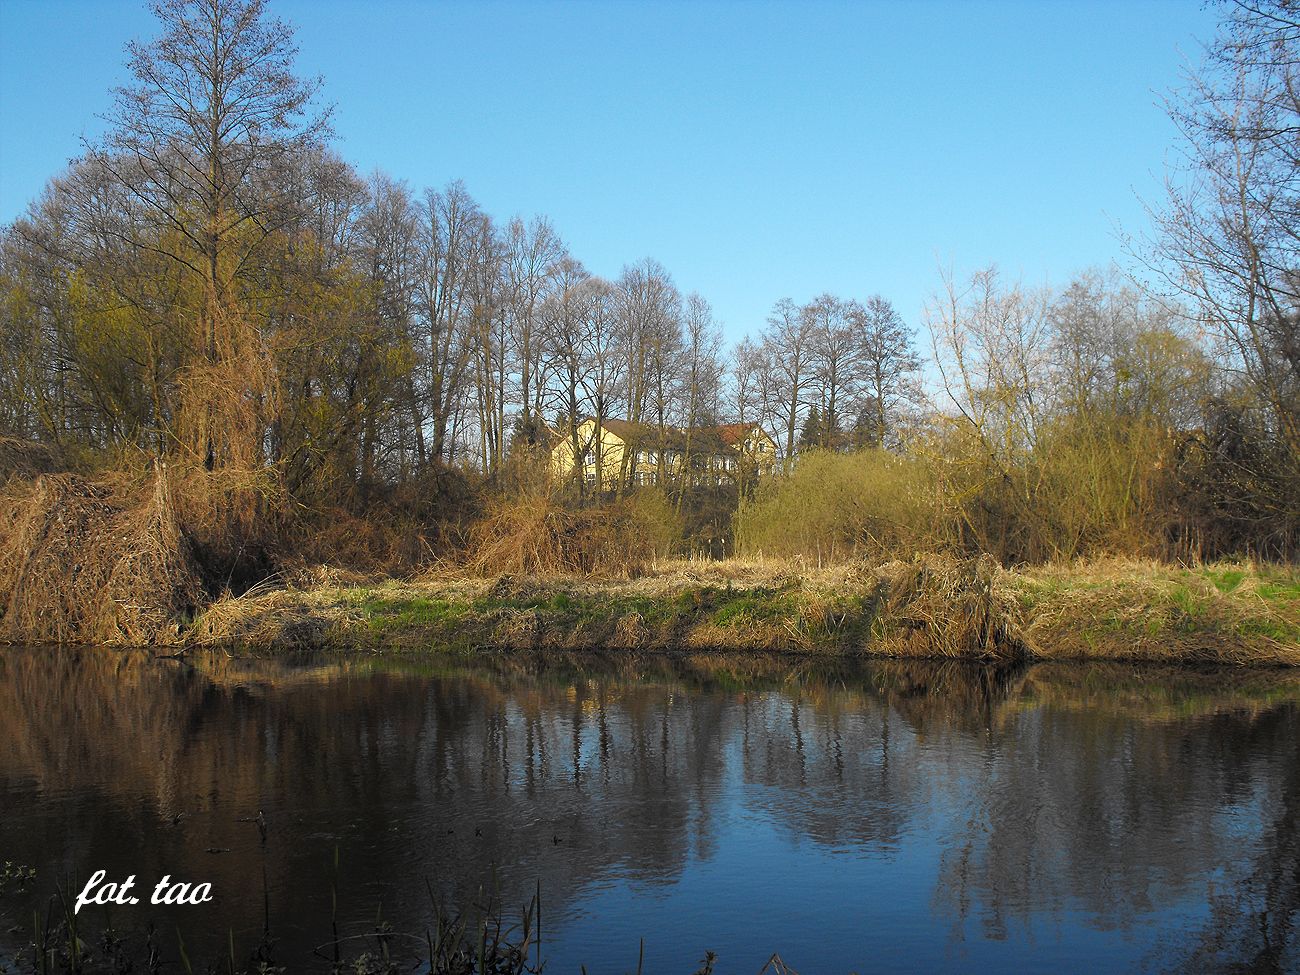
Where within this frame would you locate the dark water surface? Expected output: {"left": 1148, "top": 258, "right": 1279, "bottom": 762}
{"left": 1, "top": 646, "right": 1297, "bottom": 973}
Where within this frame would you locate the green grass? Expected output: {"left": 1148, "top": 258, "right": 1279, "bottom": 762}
{"left": 196, "top": 558, "right": 1298, "bottom": 662}
{"left": 1238, "top": 616, "right": 1300, "bottom": 642}
{"left": 1257, "top": 579, "right": 1300, "bottom": 603}
{"left": 1198, "top": 565, "right": 1300, "bottom": 603}
{"left": 706, "top": 588, "right": 796, "bottom": 628}
{"left": 357, "top": 595, "right": 470, "bottom": 635}
{"left": 1205, "top": 568, "right": 1247, "bottom": 594}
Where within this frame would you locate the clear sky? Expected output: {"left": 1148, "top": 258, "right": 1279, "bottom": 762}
{"left": 0, "top": 0, "right": 1219, "bottom": 343}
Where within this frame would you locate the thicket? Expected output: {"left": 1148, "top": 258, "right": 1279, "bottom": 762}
{"left": 737, "top": 404, "right": 1297, "bottom": 568}
{"left": 739, "top": 261, "right": 1296, "bottom": 567}
{"left": 735, "top": 450, "right": 940, "bottom": 563}
{"left": 466, "top": 486, "right": 679, "bottom": 577}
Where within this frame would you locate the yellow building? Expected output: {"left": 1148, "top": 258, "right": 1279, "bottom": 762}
{"left": 550, "top": 417, "right": 777, "bottom": 489}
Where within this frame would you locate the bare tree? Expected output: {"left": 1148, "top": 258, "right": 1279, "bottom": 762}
{"left": 760, "top": 297, "right": 815, "bottom": 464}
{"left": 415, "top": 180, "right": 491, "bottom": 464}
{"left": 538, "top": 269, "right": 637, "bottom": 494}
{"left": 929, "top": 266, "right": 1052, "bottom": 456}
{"left": 926, "top": 266, "right": 1053, "bottom": 557}
{"left": 578, "top": 278, "right": 626, "bottom": 492}
{"left": 679, "top": 293, "right": 724, "bottom": 490}
{"left": 616, "top": 259, "right": 682, "bottom": 485}
{"left": 504, "top": 216, "right": 565, "bottom": 446}
{"left": 1146, "top": 0, "right": 1300, "bottom": 454}
{"left": 803, "top": 293, "right": 865, "bottom": 448}
{"left": 94, "top": 0, "right": 329, "bottom": 469}
{"left": 357, "top": 172, "right": 422, "bottom": 477}
{"left": 469, "top": 219, "right": 509, "bottom": 478}
{"left": 727, "top": 336, "right": 771, "bottom": 430}
{"left": 856, "top": 295, "right": 920, "bottom": 448}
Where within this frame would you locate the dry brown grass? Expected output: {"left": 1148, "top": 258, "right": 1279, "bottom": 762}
{"left": 187, "top": 579, "right": 364, "bottom": 649}
{"left": 0, "top": 436, "right": 60, "bottom": 481}
{"left": 202, "top": 555, "right": 1295, "bottom": 664}
{"left": 187, "top": 553, "right": 1040, "bottom": 659}
{"left": 466, "top": 490, "right": 678, "bottom": 578}
{"left": 1016, "top": 557, "right": 1300, "bottom": 664}
{"left": 6, "top": 489, "right": 1290, "bottom": 668}
{"left": 638, "top": 555, "right": 812, "bottom": 588}
{"left": 871, "top": 554, "right": 1033, "bottom": 658}
{"left": 0, "top": 467, "right": 203, "bottom": 644}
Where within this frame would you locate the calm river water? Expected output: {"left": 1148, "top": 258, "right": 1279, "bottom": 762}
{"left": 1, "top": 646, "right": 1297, "bottom": 973}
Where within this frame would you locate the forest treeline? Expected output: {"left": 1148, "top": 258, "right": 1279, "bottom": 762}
{"left": 0, "top": 0, "right": 1297, "bottom": 604}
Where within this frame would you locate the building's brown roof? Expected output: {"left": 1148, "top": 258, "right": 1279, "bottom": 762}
{"left": 712, "top": 422, "right": 754, "bottom": 447}
{"left": 597, "top": 417, "right": 660, "bottom": 444}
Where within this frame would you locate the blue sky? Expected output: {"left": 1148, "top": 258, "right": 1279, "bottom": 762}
{"left": 0, "top": 0, "right": 1218, "bottom": 343}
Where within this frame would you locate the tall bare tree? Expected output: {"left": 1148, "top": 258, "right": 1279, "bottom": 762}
{"left": 678, "top": 293, "right": 724, "bottom": 490}
{"left": 803, "top": 293, "right": 865, "bottom": 448}
{"left": 856, "top": 295, "right": 920, "bottom": 448}
{"left": 616, "top": 259, "right": 681, "bottom": 485}
{"left": 415, "top": 180, "right": 491, "bottom": 464}
{"left": 504, "top": 216, "right": 565, "bottom": 446}
{"left": 94, "top": 0, "right": 329, "bottom": 470}
{"left": 760, "top": 297, "right": 815, "bottom": 464}
{"left": 1148, "top": 0, "right": 1300, "bottom": 455}
{"left": 541, "top": 258, "right": 596, "bottom": 491}
{"left": 357, "top": 172, "right": 422, "bottom": 478}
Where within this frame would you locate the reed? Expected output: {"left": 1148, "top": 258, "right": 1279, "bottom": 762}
{"left": 0, "top": 468, "right": 202, "bottom": 645}
{"left": 466, "top": 489, "right": 679, "bottom": 578}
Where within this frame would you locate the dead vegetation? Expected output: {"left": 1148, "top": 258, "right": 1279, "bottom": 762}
{"left": 466, "top": 489, "right": 678, "bottom": 577}
{"left": 0, "top": 468, "right": 203, "bottom": 644}
{"left": 186, "top": 551, "right": 1297, "bottom": 663}
{"left": 0, "top": 459, "right": 1291, "bottom": 665}
{"left": 186, "top": 580, "right": 363, "bottom": 649}
{"left": 870, "top": 554, "right": 1033, "bottom": 658}
{"left": 0, "top": 435, "right": 61, "bottom": 481}
{"left": 1017, "top": 558, "right": 1300, "bottom": 665}
{"left": 183, "top": 553, "right": 1298, "bottom": 664}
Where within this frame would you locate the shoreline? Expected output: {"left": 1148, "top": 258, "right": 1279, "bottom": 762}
{"left": 181, "top": 556, "right": 1300, "bottom": 666}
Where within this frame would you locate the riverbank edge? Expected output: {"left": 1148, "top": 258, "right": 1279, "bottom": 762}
{"left": 181, "top": 556, "right": 1300, "bottom": 665}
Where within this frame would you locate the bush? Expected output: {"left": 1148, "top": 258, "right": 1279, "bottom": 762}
{"left": 734, "top": 449, "right": 942, "bottom": 563}
{"left": 466, "top": 487, "right": 681, "bottom": 577}
{"left": 0, "top": 469, "right": 203, "bottom": 644}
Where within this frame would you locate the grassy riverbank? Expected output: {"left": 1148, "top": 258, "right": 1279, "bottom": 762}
{"left": 4, "top": 471, "right": 1294, "bottom": 663}
{"left": 187, "top": 556, "right": 1300, "bottom": 665}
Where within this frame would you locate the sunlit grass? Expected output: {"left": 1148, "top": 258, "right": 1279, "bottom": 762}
{"left": 187, "top": 556, "right": 1300, "bottom": 665}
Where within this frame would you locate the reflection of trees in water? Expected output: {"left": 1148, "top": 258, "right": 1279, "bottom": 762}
{"left": 0, "top": 648, "right": 1297, "bottom": 969}
{"left": 735, "top": 686, "right": 912, "bottom": 849}
{"left": 1151, "top": 708, "right": 1299, "bottom": 974}
{"left": 931, "top": 694, "right": 1300, "bottom": 959}
{"left": 0, "top": 650, "right": 752, "bottom": 957}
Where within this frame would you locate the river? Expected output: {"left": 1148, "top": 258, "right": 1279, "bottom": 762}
{"left": 0, "top": 646, "right": 1296, "bottom": 972}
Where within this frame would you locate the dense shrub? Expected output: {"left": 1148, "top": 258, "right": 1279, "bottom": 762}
{"left": 466, "top": 486, "right": 681, "bottom": 577}
{"left": 735, "top": 449, "right": 942, "bottom": 563}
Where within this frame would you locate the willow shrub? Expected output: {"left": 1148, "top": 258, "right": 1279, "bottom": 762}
{"left": 1028, "top": 415, "right": 1175, "bottom": 561}
{"left": 734, "top": 449, "right": 944, "bottom": 564}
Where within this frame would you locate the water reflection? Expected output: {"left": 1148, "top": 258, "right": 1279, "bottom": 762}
{"left": 0, "top": 648, "right": 1296, "bottom": 972}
